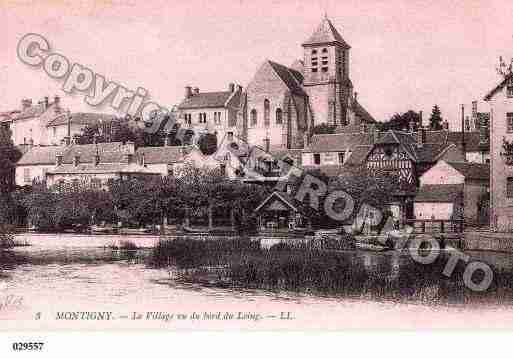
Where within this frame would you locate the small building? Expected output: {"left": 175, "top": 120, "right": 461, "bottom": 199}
{"left": 254, "top": 191, "right": 310, "bottom": 233}
{"left": 415, "top": 160, "right": 489, "bottom": 224}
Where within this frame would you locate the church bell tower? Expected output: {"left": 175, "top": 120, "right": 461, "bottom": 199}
{"left": 302, "top": 15, "right": 353, "bottom": 127}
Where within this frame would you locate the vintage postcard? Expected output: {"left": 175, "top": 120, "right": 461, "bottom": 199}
{"left": 2, "top": 0, "right": 513, "bottom": 340}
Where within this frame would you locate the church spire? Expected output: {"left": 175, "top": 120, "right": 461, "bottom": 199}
{"left": 302, "top": 16, "right": 350, "bottom": 49}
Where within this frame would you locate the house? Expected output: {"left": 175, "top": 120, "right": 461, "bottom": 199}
{"left": 16, "top": 142, "right": 161, "bottom": 188}
{"left": 2, "top": 96, "right": 118, "bottom": 147}
{"left": 484, "top": 74, "right": 513, "bottom": 231}
{"left": 177, "top": 84, "right": 242, "bottom": 145}
{"left": 46, "top": 112, "right": 116, "bottom": 146}
{"left": 414, "top": 161, "right": 489, "bottom": 224}
{"left": 236, "top": 16, "right": 376, "bottom": 150}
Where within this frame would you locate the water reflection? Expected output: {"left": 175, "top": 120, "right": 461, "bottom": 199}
{"left": 1, "top": 233, "right": 513, "bottom": 314}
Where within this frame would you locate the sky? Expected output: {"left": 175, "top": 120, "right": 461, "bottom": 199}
{"left": 1, "top": 0, "right": 513, "bottom": 130}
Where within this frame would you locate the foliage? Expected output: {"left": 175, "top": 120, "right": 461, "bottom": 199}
{"left": 75, "top": 115, "right": 175, "bottom": 147}
{"left": 312, "top": 123, "right": 336, "bottom": 135}
{"left": 378, "top": 110, "right": 420, "bottom": 132}
{"left": 198, "top": 133, "right": 218, "bottom": 155}
{"left": 328, "top": 166, "right": 397, "bottom": 220}
{"left": 0, "top": 126, "right": 22, "bottom": 193}
{"left": 429, "top": 105, "right": 443, "bottom": 130}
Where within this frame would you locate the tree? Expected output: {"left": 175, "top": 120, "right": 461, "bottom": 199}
{"left": 0, "top": 126, "right": 22, "bottom": 193}
{"left": 429, "top": 105, "right": 443, "bottom": 130}
{"left": 379, "top": 110, "right": 421, "bottom": 132}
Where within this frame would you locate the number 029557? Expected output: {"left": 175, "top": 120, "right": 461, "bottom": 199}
{"left": 12, "top": 342, "right": 44, "bottom": 351}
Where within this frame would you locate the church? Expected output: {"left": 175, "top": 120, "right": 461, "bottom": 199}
{"left": 237, "top": 15, "right": 376, "bottom": 150}
{"left": 177, "top": 16, "right": 376, "bottom": 150}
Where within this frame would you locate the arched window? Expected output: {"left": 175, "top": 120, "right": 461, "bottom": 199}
{"left": 322, "top": 48, "right": 328, "bottom": 53}
{"left": 264, "top": 99, "right": 270, "bottom": 127}
{"left": 250, "top": 109, "right": 257, "bottom": 127}
{"left": 276, "top": 108, "right": 283, "bottom": 125}
{"left": 311, "top": 49, "right": 317, "bottom": 55}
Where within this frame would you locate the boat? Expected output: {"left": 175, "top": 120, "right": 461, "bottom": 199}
{"left": 117, "top": 227, "right": 152, "bottom": 235}
{"left": 90, "top": 225, "right": 116, "bottom": 234}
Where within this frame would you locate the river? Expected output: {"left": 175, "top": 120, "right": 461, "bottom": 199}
{"left": 2, "top": 233, "right": 513, "bottom": 330}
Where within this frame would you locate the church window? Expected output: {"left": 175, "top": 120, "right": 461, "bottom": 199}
{"left": 507, "top": 113, "right": 513, "bottom": 133}
{"left": 507, "top": 177, "right": 513, "bottom": 198}
{"left": 250, "top": 109, "right": 257, "bottom": 127}
{"left": 264, "top": 99, "right": 270, "bottom": 127}
{"left": 276, "top": 108, "right": 283, "bottom": 125}
{"left": 313, "top": 153, "right": 321, "bottom": 165}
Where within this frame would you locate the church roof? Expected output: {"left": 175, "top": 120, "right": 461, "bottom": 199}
{"left": 302, "top": 17, "right": 350, "bottom": 48}
{"left": 267, "top": 61, "right": 306, "bottom": 96}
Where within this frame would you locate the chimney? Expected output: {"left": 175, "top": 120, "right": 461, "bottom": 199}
{"left": 417, "top": 127, "right": 426, "bottom": 148}
{"left": 54, "top": 95, "right": 60, "bottom": 107}
{"left": 354, "top": 92, "right": 358, "bottom": 102}
{"left": 44, "top": 96, "right": 49, "bottom": 109}
{"left": 56, "top": 153, "right": 63, "bottom": 166}
{"left": 472, "top": 100, "right": 478, "bottom": 121}
{"left": 184, "top": 86, "right": 192, "bottom": 98}
{"left": 263, "top": 138, "right": 270, "bottom": 152}
{"left": 73, "top": 154, "right": 81, "bottom": 167}
{"left": 461, "top": 104, "right": 466, "bottom": 153}
{"left": 21, "top": 98, "right": 32, "bottom": 110}
{"left": 193, "top": 87, "right": 200, "bottom": 95}
{"left": 229, "top": 83, "right": 235, "bottom": 92}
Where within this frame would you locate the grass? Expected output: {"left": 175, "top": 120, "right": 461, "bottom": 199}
{"left": 150, "top": 237, "right": 513, "bottom": 305}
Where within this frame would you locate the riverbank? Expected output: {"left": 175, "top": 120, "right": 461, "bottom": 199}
{"left": 150, "top": 237, "right": 513, "bottom": 306}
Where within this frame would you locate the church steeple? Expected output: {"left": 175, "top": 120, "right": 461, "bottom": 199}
{"left": 302, "top": 16, "right": 350, "bottom": 49}
{"left": 301, "top": 16, "right": 353, "bottom": 127}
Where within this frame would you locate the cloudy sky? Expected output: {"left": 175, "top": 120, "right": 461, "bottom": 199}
{"left": 1, "top": 0, "right": 513, "bottom": 129}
